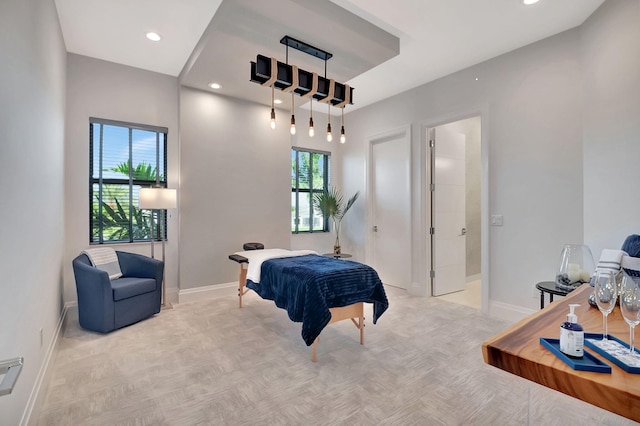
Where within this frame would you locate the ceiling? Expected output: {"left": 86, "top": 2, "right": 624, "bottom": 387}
{"left": 54, "top": 0, "right": 605, "bottom": 112}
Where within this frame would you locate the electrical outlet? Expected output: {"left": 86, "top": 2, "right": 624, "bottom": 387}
{"left": 40, "top": 328, "right": 43, "bottom": 348}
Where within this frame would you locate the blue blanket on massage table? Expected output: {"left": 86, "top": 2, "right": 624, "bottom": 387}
{"left": 247, "top": 254, "right": 389, "bottom": 346}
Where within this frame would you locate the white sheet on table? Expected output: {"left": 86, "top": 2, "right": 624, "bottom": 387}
{"left": 233, "top": 249, "right": 318, "bottom": 284}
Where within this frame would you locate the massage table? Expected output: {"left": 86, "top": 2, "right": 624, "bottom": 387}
{"left": 228, "top": 248, "right": 389, "bottom": 362}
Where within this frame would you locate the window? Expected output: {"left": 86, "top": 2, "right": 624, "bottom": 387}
{"left": 291, "top": 147, "right": 330, "bottom": 233}
{"left": 90, "top": 118, "right": 168, "bottom": 244}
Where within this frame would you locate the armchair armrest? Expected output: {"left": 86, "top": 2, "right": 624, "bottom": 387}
{"left": 116, "top": 251, "right": 164, "bottom": 285}
{"left": 72, "top": 255, "right": 116, "bottom": 332}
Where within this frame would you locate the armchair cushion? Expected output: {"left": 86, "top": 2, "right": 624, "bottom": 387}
{"left": 111, "top": 277, "right": 157, "bottom": 301}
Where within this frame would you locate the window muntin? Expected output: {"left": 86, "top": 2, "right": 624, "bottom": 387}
{"left": 291, "top": 147, "right": 330, "bottom": 233}
{"left": 90, "top": 118, "right": 168, "bottom": 244}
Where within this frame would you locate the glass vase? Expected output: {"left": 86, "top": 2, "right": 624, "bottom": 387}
{"left": 556, "top": 244, "right": 595, "bottom": 291}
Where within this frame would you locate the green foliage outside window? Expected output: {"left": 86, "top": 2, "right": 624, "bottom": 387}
{"left": 291, "top": 147, "right": 330, "bottom": 233}
{"left": 90, "top": 118, "right": 167, "bottom": 244}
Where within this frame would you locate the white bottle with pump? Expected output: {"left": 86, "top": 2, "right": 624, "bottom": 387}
{"left": 559, "top": 303, "right": 584, "bottom": 358}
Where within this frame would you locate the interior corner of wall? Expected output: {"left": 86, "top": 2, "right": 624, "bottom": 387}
{"left": 408, "top": 282, "right": 428, "bottom": 297}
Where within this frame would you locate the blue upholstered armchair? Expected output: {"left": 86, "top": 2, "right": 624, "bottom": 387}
{"left": 72, "top": 251, "right": 163, "bottom": 333}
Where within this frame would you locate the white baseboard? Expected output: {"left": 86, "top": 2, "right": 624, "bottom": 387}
{"left": 178, "top": 282, "right": 237, "bottom": 303}
{"left": 488, "top": 300, "right": 536, "bottom": 324}
{"left": 22, "top": 301, "right": 75, "bottom": 426}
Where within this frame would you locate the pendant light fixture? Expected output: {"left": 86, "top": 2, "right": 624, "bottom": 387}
{"left": 308, "top": 98, "right": 315, "bottom": 137}
{"left": 334, "top": 84, "right": 350, "bottom": 144}
{"left": 340, "top": 108, "right": 346, "bottom": 144}
{"left": 250, "top": 36, "right": 354, "bottom": 141}
{"left": 290, "top": 91, "right": 296, "bottom": 135}
{"left": 326, "top": 102, "right": 332, "bottom": 142}
{"left": 270, "top": 85, "right": 276, "bottom": 130}
{"left": 261, "top": 57, "right": 278, "bottom": 130}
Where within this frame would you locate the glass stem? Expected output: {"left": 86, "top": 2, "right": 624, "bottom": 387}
{"left": 631, "top": 325, "right": 636, "bottom": 354}
{"left": 603, "top": 314, "right": 608, "bottom": 340}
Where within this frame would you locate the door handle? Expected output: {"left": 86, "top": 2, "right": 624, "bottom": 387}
{"left": 373, "top": 225, "right": 378, "bottom": 232}
{"left": 459, "top": 227, "right": 466, "bottom": 236}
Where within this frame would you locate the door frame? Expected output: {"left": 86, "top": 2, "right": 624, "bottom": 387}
{"left": 421, "top": 106, "right": 490, "bottom": 314}
{"left": 365, "top": 125, "right": 412, "bottom": 284}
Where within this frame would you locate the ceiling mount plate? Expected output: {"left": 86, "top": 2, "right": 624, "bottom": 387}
{"left": 280, "top": 36, "right": 332, "bottom": 61}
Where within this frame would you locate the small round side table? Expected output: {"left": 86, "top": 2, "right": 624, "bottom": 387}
{"left": 535, "top": 281, "right": 573, "bottom": 309}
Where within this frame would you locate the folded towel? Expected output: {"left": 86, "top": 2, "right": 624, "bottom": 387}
{"left": 233, "top": 249, "right": 318, "bottom": 283}
{"left": 82, "top": 248, "right": 123, "bottom": 280}
{"left": 589, "top": 249, "right": 626, "bottom": 286}
{"left": 596, "top": 249, "right": 626, "bottom": 274}
{"left": 622, "top": 255, "right": 640, "bottom": 277}
{"left": 620, "top": 235, "right": 640, "bottom": 277}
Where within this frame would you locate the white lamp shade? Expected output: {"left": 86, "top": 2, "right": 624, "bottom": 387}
{"left": 139, "top": 188, "right": 177, "bottom": 209}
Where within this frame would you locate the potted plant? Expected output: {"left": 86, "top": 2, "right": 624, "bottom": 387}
{"left": 313, "top": 187, "right": 360, "bottom": 255}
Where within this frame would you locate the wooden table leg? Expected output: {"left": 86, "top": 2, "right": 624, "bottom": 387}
{"left": 312, "top": 337, "right": 319, "bottom": 363}
{"left": 238, "top": 266, "right": 247, "bottom": 308}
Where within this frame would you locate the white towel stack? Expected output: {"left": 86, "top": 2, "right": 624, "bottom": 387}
{"left": 621, "top": 254, "right": 640, "bottom": 274}
{"left": 594, "top": 249, "right": 626, "bottom": 275}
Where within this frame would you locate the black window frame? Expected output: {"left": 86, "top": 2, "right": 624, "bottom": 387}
{"left": 291, "top": 146, "right": 330, "bottom": 233}
{"left": 89, "top": 117, "right": 168, "bottom": 244}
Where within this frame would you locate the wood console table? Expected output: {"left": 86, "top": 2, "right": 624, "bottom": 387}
{"left": 483, "top": 284, "right": 640, "bottom": 422}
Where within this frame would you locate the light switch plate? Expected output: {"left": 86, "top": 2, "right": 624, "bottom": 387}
{"left": 491, "top": 215, "right": 504, "bottom": 226}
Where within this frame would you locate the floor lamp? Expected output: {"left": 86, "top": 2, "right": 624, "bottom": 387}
{"left": 139, "top": 187, "right": 177, "bottom": 309}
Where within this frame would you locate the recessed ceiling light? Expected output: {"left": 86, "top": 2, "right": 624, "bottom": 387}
{"left": 146, "top": 32, "right": 161, "bottom": 42}
{"left": 209, "top": 82, "right": 222, "bottom": 89}
{"left": 274, "top": 99, "right": 283, "bottom": 105}
{"left": 522, "top": 0, "right": 540, "bottom": 5}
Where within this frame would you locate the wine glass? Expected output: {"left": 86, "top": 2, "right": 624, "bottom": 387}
{"left": 594, "top": 270, "right": 618, "bottom": 340}
{"left": 620, "top": 274, "right": 640, "bottom": 354}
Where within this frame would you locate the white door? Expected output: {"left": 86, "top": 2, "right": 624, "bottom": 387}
{"left": 431, "top": 125, "right": 466, "bottom": 296}
{"left": 371, "top": 131, "right": 411, "bottom": 289}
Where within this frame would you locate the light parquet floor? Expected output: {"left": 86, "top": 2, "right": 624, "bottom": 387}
{"left": 437, "top": 280, "right": 481, "bottom": 310}
{"left": 35, "top": 286, "right": 635, "bottom": 425}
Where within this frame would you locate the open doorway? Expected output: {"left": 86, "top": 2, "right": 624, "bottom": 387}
{"left": 428, "top": 116, "right": 482, "bottom": 309}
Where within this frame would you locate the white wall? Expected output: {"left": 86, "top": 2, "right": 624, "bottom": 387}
{"left": 64, "top": 54, "right": 180, "bottom": 302}
{"left": 179, "top": 88, "right": 291, "bottom": 289}
{"left": 582, "top": 0, "right": 640, "bottom": 259}
{"left": 178, "top": 88, "right": 344, "bottom": 289}
{"left": 0, "top": 0, "right": 66, "bottom": 423}
{"left": 341, "top": 27, "right": 585, "bottom": 313}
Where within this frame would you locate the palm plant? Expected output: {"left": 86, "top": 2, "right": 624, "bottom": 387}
{"left": 111, "top": 161, "right": 161, "bottom": 181}
{"left": 313, "top": 187, "right": 360, "bottom": 254}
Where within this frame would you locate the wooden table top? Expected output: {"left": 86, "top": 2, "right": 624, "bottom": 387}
{"left": 482, "top": 284, "right": 640, "bottom": 422}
